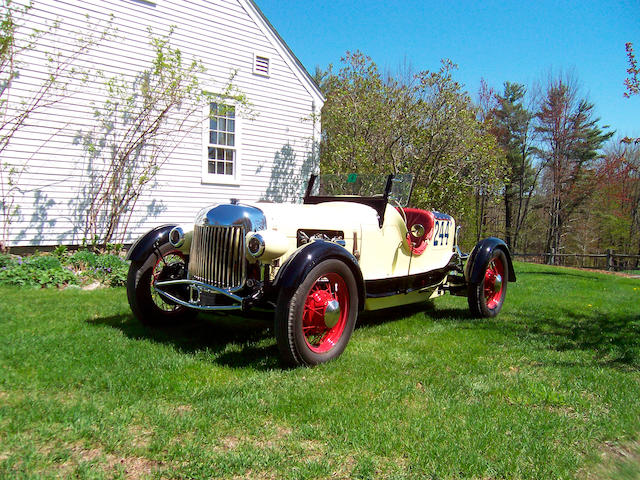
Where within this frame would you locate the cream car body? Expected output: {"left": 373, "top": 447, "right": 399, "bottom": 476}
{"left": 126, "top": 174, "right": 514, "bottom": 366}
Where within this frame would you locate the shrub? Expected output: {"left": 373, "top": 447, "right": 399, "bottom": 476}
{"left": 0, "top": 253, "right": 18, "bottom": 268}
{"left": 70, "top": 250, "right": 98, "bottom": 269}
{"left": 24, "top": 254, "right": 61, "bottom": 270}
{"left": 81, "top": 253, "right": 129, "bottom": 287}
{"left": 0, "top": 251, "right": 129, "bottom": 288}
{"left": 0, "top": 256, "right": 77, "bottom": 288}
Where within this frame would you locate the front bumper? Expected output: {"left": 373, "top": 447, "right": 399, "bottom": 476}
{"left": 155, "top": 279, "right": 253, "bottom": 311}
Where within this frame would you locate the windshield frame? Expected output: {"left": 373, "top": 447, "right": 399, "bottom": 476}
{"left": 303, "top": 174, "right": 413, "bottom": 228}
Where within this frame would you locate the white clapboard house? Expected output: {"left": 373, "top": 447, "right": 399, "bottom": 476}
{"left": 2, "top": 0, "right": 324, "bottom": 248}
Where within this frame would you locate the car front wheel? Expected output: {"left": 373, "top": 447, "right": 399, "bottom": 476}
{"left": 275, "top": 259, "right": 359, "bottom": 366}
{"left": 467, "top": 249, "right": 509, "bottom": 318}
{"left": 127, "top": 243, "right": 195, "bottom": 326}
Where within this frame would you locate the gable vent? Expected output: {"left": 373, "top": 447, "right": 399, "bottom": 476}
{"left": 253, "top": 54, "right": 270, "bottom": 77}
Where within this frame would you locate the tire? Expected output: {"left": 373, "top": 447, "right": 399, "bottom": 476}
{"left": 275, "top": 259, "right": 359, "bottom": 367}
{"left": 127, "top": 242, "right": 196, "bottom": 326}
{"left": 467, "top": 248, "right": 509, "bottom": 318}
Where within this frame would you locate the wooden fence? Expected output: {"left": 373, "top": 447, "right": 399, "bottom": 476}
{"left": 513, "top": 250, "right": 640, "bottom": 272}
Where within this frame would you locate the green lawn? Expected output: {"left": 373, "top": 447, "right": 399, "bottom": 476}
{"left": 0, "top": 262, "right": 639, "bottom": 479}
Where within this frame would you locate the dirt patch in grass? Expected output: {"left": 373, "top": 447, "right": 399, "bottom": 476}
{"left": 174, "top": 404, "right": 193, "bottom": 414}
{"left": 582, "top": 438, "right": 640, "bottom": 479}
{"left": 56, "top": 442, "right": 165, "bottom": 479}
{"left": 128, "top": 425, "right": 154, "bottom": 449}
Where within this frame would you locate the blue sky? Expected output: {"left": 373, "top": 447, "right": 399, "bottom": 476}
{"left": 255, "top": 0, "right": 639, "bottom": 139}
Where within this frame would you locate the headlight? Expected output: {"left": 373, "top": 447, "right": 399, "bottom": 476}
{"left": 246, "top": 230, "right": 289, "bottom": 262}
{"left": 247, "top": 233, "right": 265, "bottom": 258}
{"left": 169, "top": 226, "right": 185, "bottom": 247}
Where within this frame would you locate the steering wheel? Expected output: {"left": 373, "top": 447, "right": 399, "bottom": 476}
{"left": 388, "top": 197, "right": 407, "bottom": 225}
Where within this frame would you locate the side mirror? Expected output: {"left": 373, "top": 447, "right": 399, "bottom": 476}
{"left": 410, "top": 224, "right": 425, "bottom": 238}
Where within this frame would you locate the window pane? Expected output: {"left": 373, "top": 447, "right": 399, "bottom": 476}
{"left": 206, "top": 103, "right": 237, "bottom": 177}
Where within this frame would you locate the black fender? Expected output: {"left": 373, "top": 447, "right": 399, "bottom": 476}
{"left": 126, "top": 224, "right": 176, "bottom": 262}
{"left": 272, "top": 240, "right": 366, "bottom": 311}
{"left": 464, "top": 237, "right": 516, "bottom": 284}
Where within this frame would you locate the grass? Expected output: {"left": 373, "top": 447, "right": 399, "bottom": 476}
{"left": 0, "top": 261, "right": 638, "bottom": 479}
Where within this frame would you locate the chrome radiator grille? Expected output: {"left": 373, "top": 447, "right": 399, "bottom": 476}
{"left": 188, "top": 225, "right": 246, "bottom": 290}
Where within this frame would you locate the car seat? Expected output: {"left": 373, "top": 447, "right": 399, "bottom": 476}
{"left": 402, "top": 208, "right": 435, "bottom": 255}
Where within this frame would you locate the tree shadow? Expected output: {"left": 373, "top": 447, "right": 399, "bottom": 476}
{"left": 15, "top": 189, "right": 56, "bottom": 245}
{"left": 358, "top": 298, "right": 640, "bottom": 370}
{"left": 261, "top": 142, "right": 318, "bottom": 203}
{"left": 509, "top": 308, "right": 640, "bottom": 369}
{"left": 514, "top": 266, "right": 604, "bottom": 280}
{"left": 87, "top": 310, "right": 280, "bottom": 370}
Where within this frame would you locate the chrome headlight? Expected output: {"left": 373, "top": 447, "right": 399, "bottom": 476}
{"left": 169, "top": 226, "right": 185, "bottom": 247}
{"left": 247, "top": 233, "right": 265, "bottom": 258}
{"left": 246, "top": 230, "right": 289, "bottom": 262}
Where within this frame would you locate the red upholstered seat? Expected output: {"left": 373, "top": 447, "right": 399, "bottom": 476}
{"left": 402, "top": 208, "right": 435, "bottom": 255}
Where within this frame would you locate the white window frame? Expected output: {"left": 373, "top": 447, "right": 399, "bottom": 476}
{"left": 202, "top": 102, "right": 242, "bottom": 185}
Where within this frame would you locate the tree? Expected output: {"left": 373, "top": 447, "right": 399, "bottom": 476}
{"left": 534, "top": 75, "right": 613, "bottom": 262}
{"left": 624, "top": 42, "right": 639, "bottom": 98}
{"left": 319, "top": 51, "right": 403, "bottom": 174}
{"left": 77, "top": 28, "right": 248, "bottom": 246}
{"left": 490, "top": 82, "right": 538, "bottom": 251}
{"left": 319, "top": 53, "right": 504, "bottom": 220}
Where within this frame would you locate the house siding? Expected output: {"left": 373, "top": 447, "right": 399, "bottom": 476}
{"left": 3, "top": 0, "right": 323, "bottom": 247}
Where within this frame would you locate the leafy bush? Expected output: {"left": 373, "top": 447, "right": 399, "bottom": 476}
{"left": 84, "top": 253, "right": 128, "bottom": 286}
{"left": 70, "top": 250, "right": 98, "bottom": 269}
{"left": 0, "top": 257, "right": 77, "bottom": 288}
{"left": 0, "top": 253, "right": 18, "bottom": 268}
{"left": 24, "top": 254, "right": 62, "bottom": 270}
{"left": 0, "top": 250, "right": 129, "bottom": 288}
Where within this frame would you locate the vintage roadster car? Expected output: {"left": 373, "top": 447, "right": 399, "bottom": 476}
{"left": 126, "top": 174, "right": 515, "bottom": 366}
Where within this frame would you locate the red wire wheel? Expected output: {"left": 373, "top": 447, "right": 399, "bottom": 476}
{"left": 301, "top": 273, "right": 349, "bottom": 353}
{"left": 483, "top": 256, "right": 505, "bottom": 310}
{"left": 468, "top": 249, "right": 509, "bottom": 318}
{"left": 276, "top": 259, "right": 359, "bottom": 367}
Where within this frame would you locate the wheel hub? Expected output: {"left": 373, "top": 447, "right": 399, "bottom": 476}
{"left": 492, "top": 274, "right": 502, "bottom": 294}
{"left": 310, "top": 290, "right": 341, "bottom": 328}
{"left": 324, "top": 299, "right": 341, "bottom": 328}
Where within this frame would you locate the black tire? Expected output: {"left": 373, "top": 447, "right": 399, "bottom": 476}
{"left": 127, "top": 242, "right": 196, "bottom": 326}
{"left": 275, "top": 259, "right": 359, "bottom": 367}
{"left": 467, "top": 248, "right": 509, "bottom": 318}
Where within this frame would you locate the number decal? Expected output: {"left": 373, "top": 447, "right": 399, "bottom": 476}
{"left": 433, "top": 220, "right": 450, "bottom": 247}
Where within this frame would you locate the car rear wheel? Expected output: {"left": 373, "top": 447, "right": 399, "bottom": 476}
{"left": 127, "top": 242, "right": 195, "bottom": 326}
{"left": 275, "top": 259, "right": 359, "bottom": 366}
{"left": 467, "top": 249, "right": 508, "bottom": 318}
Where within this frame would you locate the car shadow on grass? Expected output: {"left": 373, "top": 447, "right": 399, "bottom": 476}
{"left": 356, "top": 301, "right": 474, "bottom": 330}
{"left": 88, "top": 311, "right": 281, "bottom": 370}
